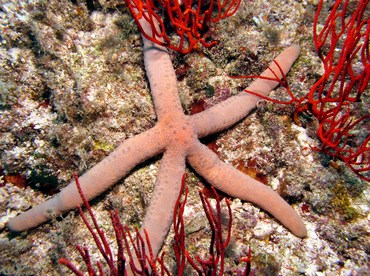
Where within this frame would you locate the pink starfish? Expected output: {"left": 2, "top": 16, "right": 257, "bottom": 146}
{"left": 8, "top": 15, "right": 307, "bottom": 258}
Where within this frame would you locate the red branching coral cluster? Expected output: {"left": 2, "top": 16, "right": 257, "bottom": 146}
{"left": 186, "top": 188, "right": 232, "bottom": 274}
{"left": 59, "top": 174, "right": 251, "bottom": 275}
{"left": 299, "top": 0, "right": 370, "bottom": 181}
{"left": 173, "top": 178, "right": 233, "bottom": 275}
{"left": 59, "top": 174, "right": 158, "bottom": 275}
{"left": 125, "top": 0, "right": 241, "bottom": 53}
{"left": 236, "top": 0, "right": 370, "bottom": 181}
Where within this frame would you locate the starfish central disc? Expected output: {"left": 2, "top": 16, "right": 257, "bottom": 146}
{"left": 159, "top": 116, "right": 197, "bottom": 151}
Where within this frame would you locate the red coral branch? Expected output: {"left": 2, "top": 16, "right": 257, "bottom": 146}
{"left": 239, "top": 247, "right": 251, "bottom": 276}
{"left": 298, "top": 0, "right": 370, "bottom": 180}
{"left": 185, "top": 186, "right": 233, "bottom": 275}
{"left": 232, "top": 0, "right": 370, "bottom": 181}
{"left": 60, "top": 174, "right": 251, "bottom": 275}
{"left": 172, "top": 174, "right": 188, "bottom": 274}
{"left": 59, "top": 173, "right": 157, "bottom": 275}
{"left": 125, "top": 0, "right": 241, "bottom": 53}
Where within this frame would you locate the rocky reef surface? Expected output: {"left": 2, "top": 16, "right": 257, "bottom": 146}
{"left": 0, "top": 0, "right": 368, "bottom": 274}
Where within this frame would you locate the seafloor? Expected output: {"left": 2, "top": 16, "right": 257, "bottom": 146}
{"left": 0, "top": 0, "right": 369, "bottom": 275}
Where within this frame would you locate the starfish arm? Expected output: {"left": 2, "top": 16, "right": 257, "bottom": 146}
{"left": 187, "top": 141, "right": 307, "bottom": 238}
{"left": 141, "top": 148, "right": 186, "bottom": 257}
{"left": 7, "top": 126, "right": 165, "bottom": 232}
{"left": 190, "top": 45, "right": 301, "bottom": 138}
{"left": 140, "top": 17, "right": 184, "bottom": 121}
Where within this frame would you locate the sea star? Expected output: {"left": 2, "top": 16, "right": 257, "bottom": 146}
{"left": 8, "top": 15, "right": 307, "bottom": 258}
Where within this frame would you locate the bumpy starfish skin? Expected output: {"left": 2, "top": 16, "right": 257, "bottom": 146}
{"left": 8, "top": 17, "right": 307, "bottom": 258}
